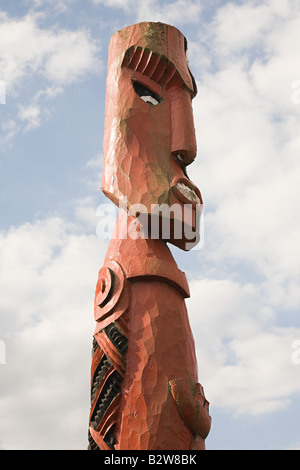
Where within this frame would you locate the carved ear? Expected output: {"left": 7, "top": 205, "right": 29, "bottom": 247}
{"left": 94, "top": 261, "right": 130, "bottom": 330}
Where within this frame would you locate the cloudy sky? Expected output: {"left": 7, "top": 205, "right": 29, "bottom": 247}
{"left": 1, "top": 0, "right": 300, "bottom": 450}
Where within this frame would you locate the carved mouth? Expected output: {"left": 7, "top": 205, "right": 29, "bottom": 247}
{"left": 173, "top": 180, "right": 202, "bottom": 206}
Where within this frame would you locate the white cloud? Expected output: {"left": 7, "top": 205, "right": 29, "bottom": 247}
{"left": 178, "top": 0, "right": 300, "bottom": 420}
{"left": 0, "top": 215, "right": 108, "bottom": 449}
{"left": 136, "top": 0, "right": 202, "bottom": 25}
{"left": 74, "top": 195, "right": 103, "bottom": 229}
{"left": 33, "top": 85, "right": 64, "bottom": 101}
{"left": 250, "top": 13, "right": 300, "bottom": 112}
{"left": 189, "top": 0, "right": 300, "bottom": 294}
{"left": 287, "top": 440, "right": 300, "bottom": 450}
{"left": 1, "top": 0, "right": 300, "bottom": 450}
{"left": 188, "top": 278, "right": 300, "bottom": 417}
{"left": 43, "top": 29, "right": 100, "bottom": 84}
{"left": 209, "top": 2, "right": 273, "bottom": 56}
{"left": 0, "top": 214, "right": 298, "bottom": 449}
{"left": 0, "top": 11, "right": 101, "bottom": 138}
{"left": 29, "top": 0, "right": 75, "bottom": 13}
{"left": 18, "top": 104, "right": 42, "bottom": 129}
{"left": 91, "top": 0, "right": 131, "bottom": 8}
{"left": 91, "top": 0, "right": 202, "bottom": 25}
{"left": 0, "top": 12, "right": 100, "bottom": 91}
{"left": 0, "top": 119, "right": 19, "bottom": 142}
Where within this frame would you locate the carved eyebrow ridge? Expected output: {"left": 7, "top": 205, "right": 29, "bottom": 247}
{"left": 122, "top": 46, "right": 176, "bottom": 88}
{"left": 122, "top": 45, "right": 197, "bottom": 97}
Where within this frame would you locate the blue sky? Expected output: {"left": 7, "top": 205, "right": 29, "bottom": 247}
{"left": 0, "top": 0, "right": 300, "bottom": 450}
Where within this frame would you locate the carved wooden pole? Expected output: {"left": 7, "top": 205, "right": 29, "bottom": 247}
{"left": 88, "top": 22, "right": 211, "bottom": 450}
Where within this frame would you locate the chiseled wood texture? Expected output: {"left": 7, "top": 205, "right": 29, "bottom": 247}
{"left": 116, "top": 279, "right": 207, "bottom": 450}
{"left": 88, "top": 22, "right": 211, "bottom": 450}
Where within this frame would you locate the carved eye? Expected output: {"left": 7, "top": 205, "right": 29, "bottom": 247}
{"left": 133, "top": 81, "right": 161, "bottom": 106}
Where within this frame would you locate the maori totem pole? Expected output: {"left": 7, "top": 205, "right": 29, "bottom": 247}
{"left": 88, "top": 22, "right": 211, "bottom": 450}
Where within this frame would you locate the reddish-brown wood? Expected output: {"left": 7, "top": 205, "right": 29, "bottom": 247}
{"left": 88, "top": 22, "right": 211, "bottom": 451}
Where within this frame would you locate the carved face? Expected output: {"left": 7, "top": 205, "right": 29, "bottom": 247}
{"left": 102, "top": 22, "right": 202, "bottom": 249}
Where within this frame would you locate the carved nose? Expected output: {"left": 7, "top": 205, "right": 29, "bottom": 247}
{"left": 171, "top": 89, "right": 197, "bottom": 164}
